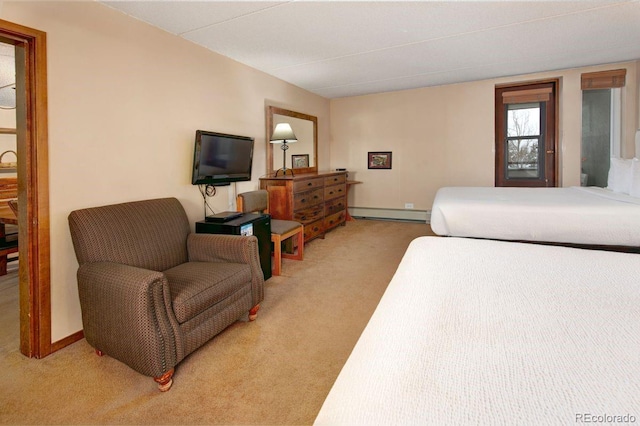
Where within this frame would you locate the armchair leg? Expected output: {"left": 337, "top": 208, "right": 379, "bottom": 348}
{"left": 154, "top": 369, "right": 174, "bottom": 392}
{"left": 249, "top": 304, "right": 260, "bottom": 321}
{"left": 96, "top": 349, "right": 174, "bottom": 392}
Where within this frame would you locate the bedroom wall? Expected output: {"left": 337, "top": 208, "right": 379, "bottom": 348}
{"left": 0, "top": 1, "right": 330, "bottom": 342}
{"left": 636, "top": 59, "right": 640, "bottom": 149}
{"left": 0, "top": 108, "right": 16, "bottom": 177}
{"left": 330, "top": 61, "right": 639, "bottom": 213}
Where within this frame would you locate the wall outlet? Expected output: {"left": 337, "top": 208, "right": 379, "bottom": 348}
{"left": 405, "top": 203, "right": 414, "bottom": 209}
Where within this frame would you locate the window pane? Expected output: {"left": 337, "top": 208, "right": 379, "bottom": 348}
{"left": 507, "top": 103, "right": 540, "bottom": 137}
{"left": 507, "top": 138, "right": 539, "bottom": 178}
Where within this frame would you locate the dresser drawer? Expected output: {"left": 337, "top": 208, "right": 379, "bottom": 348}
{"left": 294, "top": 187, "right": 324, "bottom": 210}
{"left": 303, "top": 219, "right": 324, "bottom": 241}
{"left": 260, "top": 171, "right": 348, "bottom": 243}
{"left": 325, "top": 197, "right": 345, "bottom": 216}
{"left": 324, "top": 174, "right": 346, "bottom": 186}
{"left": 294, "top": 177, "right": 324, "bottom": 193}
{"left": 294, "top": 204, "right": 324, "bottom": 224}
{"left": 324, "top": 183, "right": 346, "bottom": 201}
{"left": 324, "top": 210, "right": 345, "bottom": 230}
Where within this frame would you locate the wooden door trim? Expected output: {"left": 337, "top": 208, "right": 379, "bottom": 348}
{"left": 495, "top": 79, "right": 559, "bottom": 187}
{"left": 0, "top": 18, "right": 51, "bottom": 358}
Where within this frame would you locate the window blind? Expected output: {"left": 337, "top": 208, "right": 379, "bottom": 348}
{"left": 581, "top": 69, "right": 626, "bottom": 90}
{"left": 501, "top": 87, "right": 552, "bottom": 104}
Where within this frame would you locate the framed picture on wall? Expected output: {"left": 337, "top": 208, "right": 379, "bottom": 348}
{"left": 368, "top": 151, "right": 392, "bottom": 169}
{"left": 292, "top": 154, "right": 309, "bottom": 168}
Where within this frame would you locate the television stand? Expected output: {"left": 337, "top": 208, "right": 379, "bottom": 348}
{"left": 205, "top": 211, "right": 243, "bottom": 223}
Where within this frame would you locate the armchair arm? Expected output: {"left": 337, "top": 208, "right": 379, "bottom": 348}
{"left": 77, "top": 262, "right": 182, "bottom": 378}
{"left": 187, "top": 233, "right": 256, "bottom": 263}
{"left": 187, "top": 233, "right": 264, "bottom": 305}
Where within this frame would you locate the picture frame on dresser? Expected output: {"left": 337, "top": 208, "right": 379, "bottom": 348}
{"left": 292, "top": 154, "right": 309, "bottom": 169}
{"left": 368, "top": 151, "right": 392, "bottom": 169}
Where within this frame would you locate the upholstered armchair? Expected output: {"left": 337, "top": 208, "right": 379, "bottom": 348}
{"left": 68, "top": 197, "right": 264, "bottom": 391}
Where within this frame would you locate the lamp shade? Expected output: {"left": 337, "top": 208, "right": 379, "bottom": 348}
{"left": 270, "top": 123, "right": 297, "bottom": 144}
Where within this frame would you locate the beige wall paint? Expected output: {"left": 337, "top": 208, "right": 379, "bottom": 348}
{"left": 1, "top": 1, "right": 330, "bottom": 342}
{"left": 0, "top": 108, "right": 16, "bottom": 177}
{"left": 330, "top": 61, "right": 639, "bottom": 211}
{"left": 0, "top": 39, "right": 16, "bottom": 175}
{"left": 637, "top": 60, "right": 640, "bottom": 140}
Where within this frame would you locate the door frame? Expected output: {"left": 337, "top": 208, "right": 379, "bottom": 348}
{"left": 495, "top": 79, "right": 559, "bottom": 187}
{"left": 0, "top": 18, "right": 51, "bottom": 358}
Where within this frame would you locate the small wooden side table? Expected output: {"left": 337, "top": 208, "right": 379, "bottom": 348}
{"left": 345, "top": 180, "right": 362, "bottom": 221}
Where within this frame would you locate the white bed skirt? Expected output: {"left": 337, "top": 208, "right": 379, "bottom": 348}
{"left": 315, "top": 237, "right": 640, "bottom": 425}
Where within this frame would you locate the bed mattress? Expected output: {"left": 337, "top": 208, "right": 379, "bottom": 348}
{"left": 315, "top": 237, "right": 640, "bottom": 425}
{"left": 430, "top": 186, "right": 640, "bottom": 246}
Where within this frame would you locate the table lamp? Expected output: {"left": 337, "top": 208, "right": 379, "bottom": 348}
{"left": 270, "top": 123, "right": 297, "bottom": 176}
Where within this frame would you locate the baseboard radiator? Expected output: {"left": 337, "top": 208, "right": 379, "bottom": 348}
{"left": 349, "top": 207, "right": 430, "bottom": 223}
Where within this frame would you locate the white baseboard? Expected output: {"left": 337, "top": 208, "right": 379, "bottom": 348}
{"left": 349, "top": 207, "right": 431, "bottom": 223}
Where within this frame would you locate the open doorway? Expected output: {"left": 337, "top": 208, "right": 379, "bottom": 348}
{"left": 0, "top": 40, "right": 19, "bottom": 354}
{"left": 0, "top": 18, "right": 51, "bottom": 358}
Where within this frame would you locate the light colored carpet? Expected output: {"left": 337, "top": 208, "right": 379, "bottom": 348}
{"left": 1, "top": 219, "right": 431, "bottom": 425}
{"left": 0, "top": 258, "right": 19, "bottom": 354}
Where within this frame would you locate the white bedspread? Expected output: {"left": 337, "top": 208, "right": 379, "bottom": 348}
{"left": 315, "top": 237, "right": 640, "bottom": 425}
{"left": 430, "top": 186, "right": 640, "bottom": 246}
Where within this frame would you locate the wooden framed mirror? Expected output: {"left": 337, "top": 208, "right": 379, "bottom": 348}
{"left": 266, "top": 106, "right": 318, "bottom": 176}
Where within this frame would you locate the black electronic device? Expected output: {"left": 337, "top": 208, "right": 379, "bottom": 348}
{"left": 196, "top": 213, "right": 272, "bottom": 280}
{"left": 191, "top": 130, "right": 254, "bottom": 186}
{"left": 205, "top": 211, "right": 243, "bottom": 223}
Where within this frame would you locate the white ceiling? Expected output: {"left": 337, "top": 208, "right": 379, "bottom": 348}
{"left": 102, "top": 0, "right": 640, "bottom": 99}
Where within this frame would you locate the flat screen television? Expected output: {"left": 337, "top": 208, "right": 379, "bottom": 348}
{"left": 191, "top": 130, "right": 254, "bottom": 186}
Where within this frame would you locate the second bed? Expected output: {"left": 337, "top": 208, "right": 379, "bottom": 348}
{"left": 430, "top": 186, "right": 640, "bottom": 248}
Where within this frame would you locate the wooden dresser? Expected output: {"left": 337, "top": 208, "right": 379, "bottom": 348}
{"left": 260, "top": 171, "right": 347, "bottom": 242}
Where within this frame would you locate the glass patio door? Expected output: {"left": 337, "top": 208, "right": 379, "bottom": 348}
{"left": 581, "top": 85, "right": 623, "bottom": 187}
{"left": 495, "top": 82, "right": 557, "bottom": 187}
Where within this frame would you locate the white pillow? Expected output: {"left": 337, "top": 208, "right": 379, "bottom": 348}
{"left": 629, "top": 158, "right": 640, "bottom": 198}
{"left": 607, "top": 157, "right": 633, "bottom": 194}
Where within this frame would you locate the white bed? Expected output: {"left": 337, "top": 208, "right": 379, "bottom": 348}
{"left": 315, "top": 237, "right": 640, "bottom": 425}
{"left": 430, "top": 186, "right": 640, "bottom": 247}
